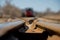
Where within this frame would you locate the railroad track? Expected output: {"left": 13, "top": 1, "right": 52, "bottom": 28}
{"left": 0, "top": 17, "right": 60, "bottom": 36}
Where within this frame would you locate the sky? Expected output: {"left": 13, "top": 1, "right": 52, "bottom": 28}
{"left": 0, "top": 0, "right": 60, "bottom": 12}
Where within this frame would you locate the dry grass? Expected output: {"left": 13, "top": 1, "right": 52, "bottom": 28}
{"left": 43, "top": 15, "right": 60, "bottom": 20}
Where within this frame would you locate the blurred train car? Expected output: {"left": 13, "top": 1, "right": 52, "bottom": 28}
{"left": 22, "top": 8, "right": 34, "bottom": 17}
